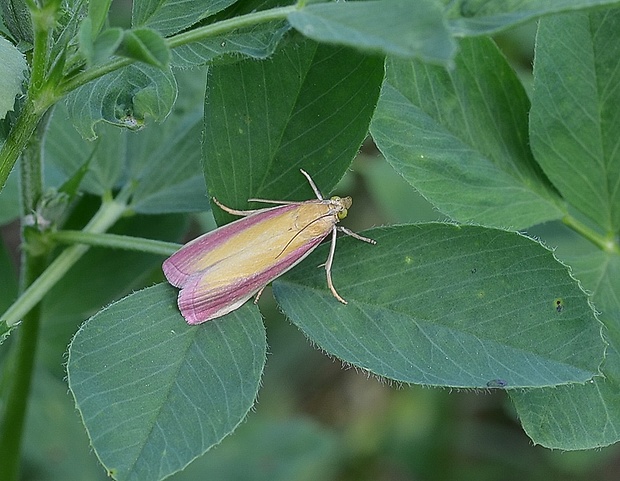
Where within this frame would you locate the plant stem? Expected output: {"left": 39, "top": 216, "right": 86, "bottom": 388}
{"left": 0, "top": 115, "right": 48, "bottom": 481}
{"left": 57, "top": 5, "right": 297, "bottom": 95}
{"left": 0, "top": 0, "right": 60, "bottom": 193}
{"left": 0, "top": 99, "right": 48, "bottom": 194}
{"left": 562, "top": 215, "right": 620, "bottom": 254}
{"left": 0, "top": 256, "right": 45, "bottom": 481}
{"left": 1, "top": 196, "right": 129, "bottom": 328}
{"left": 49, "top": 230, "right": 180, "bottom": 256}
{"left": 166, "top": 5, "right": 296, "bottom": 49}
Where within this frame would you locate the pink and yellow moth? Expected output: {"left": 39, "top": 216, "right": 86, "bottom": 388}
{"left": 163, "top": 169, "right": 376, "bottom": 324}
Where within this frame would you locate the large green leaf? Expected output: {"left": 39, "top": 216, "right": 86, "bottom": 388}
{"left": 530, "top": 9, "right": 620, "bottom": 232}
{"left": 132, "top": 0, "right": 236, "bottom": 37}
{"left": 512, "top": 249, "right": 620, "bottom": 449}
{"left": 65, "top": 63, "right": 177, "bottom": 140}
{"left": 444, "top": 0, "right": 620, "bottom": 35}
{"left": 67, "top": 283, "right": 266, "bottom": 481}
{"left": 371, "top": 37, "right": 565, "bottom": 230}
{"left": 203, "top": 37, "right": 384, "bottom": 223}
{"left": 288, "top": 0, "right": 456, "bottom": 64}
{"left": 273, "top": 224, "right": 603, "bottom": 388}
{"left": 0, "top": 36, "right": 26, "bottom": 120}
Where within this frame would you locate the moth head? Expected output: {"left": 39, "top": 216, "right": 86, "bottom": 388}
{"left": 330, "top": 195, "right": 353, "bottom": 220}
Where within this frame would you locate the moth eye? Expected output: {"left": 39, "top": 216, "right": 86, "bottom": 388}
{"left": 337, "top": 208, "right": 348, "bottom": 220}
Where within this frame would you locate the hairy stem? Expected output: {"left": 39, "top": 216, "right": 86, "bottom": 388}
{"left": 0, "top": 117, "right": 48, "bottom": 481}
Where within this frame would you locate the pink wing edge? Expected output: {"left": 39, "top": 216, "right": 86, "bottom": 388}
{"left": 175, "top": 233, "right": 330, "bottom": 324}
{"left": 162, "top": 203, "right": 302, "bottom": 287}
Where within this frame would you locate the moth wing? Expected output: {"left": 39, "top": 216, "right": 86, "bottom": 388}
{"left": 162, "top": 207, "right": 280, "bottom": 287}
{"left": 177, "top": 271, "right": 265, "bottom": 324}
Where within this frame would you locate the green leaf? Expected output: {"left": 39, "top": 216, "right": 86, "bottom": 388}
{"left": 530, "top": 9, "right": 620, "bottom": 232}
{"left": 0, "top": 320, "right": 18, "bottom": 345}
{"left": 371, "top": 37, "right": 565, "bottom": 229}
{"left": 288, "top": 0, "right": 456, "bottom": 64}
{"left": 119, "top": 28, "right": 170, "bottom": 68}
{"left": 1, "top": 0, "right": 33, "bottom": 43}
{"left": 65, "top": 63, "right": 177, "bottom": 140}
{"left": 132, "top": 0, "right": 237, "bottom": 37}
{"left": 88, "top": 0, "right": 113, "bottom": 37}
{"left": 444, "top": 0, "right": 620, "bottom": 35}
{"left": 45, "top": 104, "right": 126, "bottom": 194}
{"left": 0, "top": 36, "right": 26, "bottom": 120}
{"left": 79, "top": 26, "right": 123, "bottom": 66}
{"left": 48, "top": 1, "right": 88, "bottom": 79}
{"left": 203, "top": 37, "right": 384, "bottom": 223}
{"left": 361, "top": 160, "right": 440, "bottom": 223}
{"left": 39, "top": 213, "right": 187, "bottom": 377}
{"left": 273, "top": 224, "right": 603, "bottom": 388}
{"left": 47, "top": 93, "right": 208, "bottom": 213}
{"left": 511, "top": 249, "right": 620, "bottom": 450}
{"left": 127, "top": 110, "right": 209, "bottom": 214}
{"left": 67, "top": 283, "right": 266, "bottom": 481}
{"left": 171, "top": 20, "right": 289, "bottom": 67}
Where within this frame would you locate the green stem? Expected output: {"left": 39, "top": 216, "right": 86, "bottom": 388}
{"left": 57, "top": 5, "right": 296, "bottom": 95}
{"left": 1, "top": 196, "right": 129, "bottom": 327}
{"left": 166, "top": 5, "right": 296, "bottom": 49}
{"left": 56, "top": 57, "right": 133, "bottom": 96}
{"left": 49, "top": 230, "right": 180, "bottom": 256}
{"left": 29, "top": 5, "right": 53, "bottom": 92}
{"left": 562, "top": 215, "right": 620, "bottom": 254}
{"left": 0, "top": 110, "right": 49, "bottom": 481}
{"left": 0, "top": 99, "right": 49, "bottom": 194}
{"left": 0, "top": 256, "right": 46, "bottom": 481}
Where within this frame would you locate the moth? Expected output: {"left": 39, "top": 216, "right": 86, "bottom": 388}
{"left": 163, "top": 169, "right": 375, "bottom": 324}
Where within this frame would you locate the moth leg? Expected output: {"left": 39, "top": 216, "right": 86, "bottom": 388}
{"left": 212, "top": 197, "right": 261, "bottom": 216}
{"left": 249, "top": 166, "right": 324, "bottom": 204}
{"left": 300, "top": 169, "right": 324, "bottom": 200}
{"left": 325, "top": 227, "right": 347, "bottom": 304}
{"left": 254, "top": 285, "right": 266, "bottom": 304}
{"left": 337, "top": 226, "right": 376, "bottom": 245}
{"left": 248, "top": 198, "right": 300, "bottom": 205}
